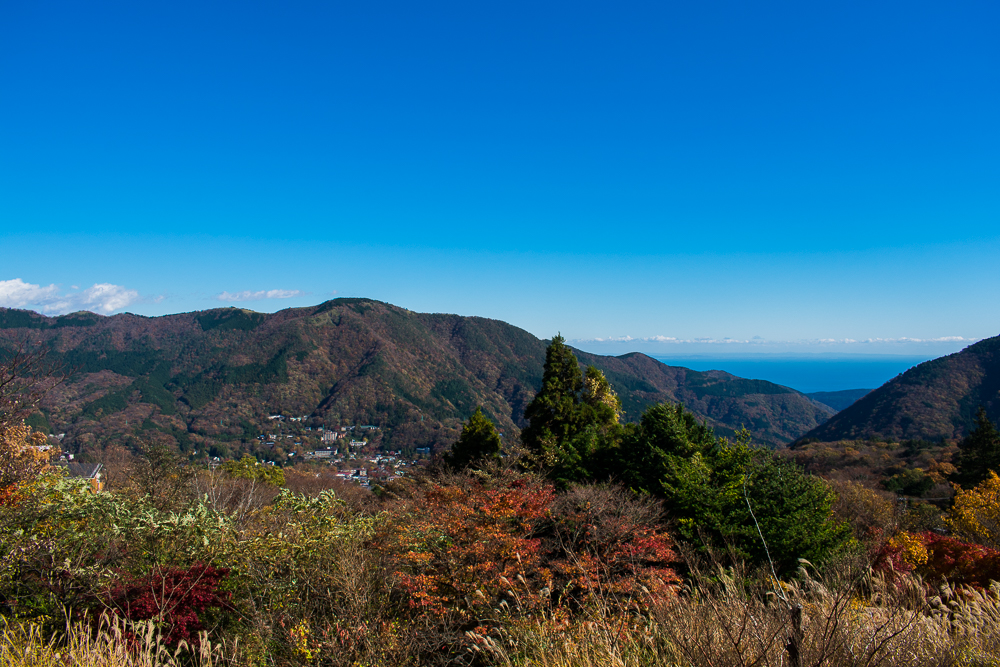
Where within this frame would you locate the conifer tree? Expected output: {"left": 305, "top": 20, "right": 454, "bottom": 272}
{"left": 954, "top": 407, "right": 1000, "bottom": 487}
{"left": 521, "top": 335, "right": 621, "bottom": 484}
{"left": 445, "top": 406, "right": 502, "bottom": 471}
{"left": 615, "top": 404, "right": 850, "bottom": 573}
{"left": 522, "top": 335, "right": 585, "bottom": 456}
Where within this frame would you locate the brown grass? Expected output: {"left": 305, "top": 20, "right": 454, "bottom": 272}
{"left": 476, "top": 564, "right": 1000, "bottom": 667}
{"left": 0, "top": 615, "right": 235, "bottom": 667}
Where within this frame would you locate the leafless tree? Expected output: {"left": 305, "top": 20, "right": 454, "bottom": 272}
{"left": 0, "top": 335, "right": 67, "bottom": 430}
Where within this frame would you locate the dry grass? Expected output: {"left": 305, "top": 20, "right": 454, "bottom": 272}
{"left": 0, "top": 615, "right": 233, "bottom": 667}
{"left": 475, "top": 566, "right": 1000, "bottom": 667}
{"left": 5, "top": 573, "right": 1000, "bottom": 667}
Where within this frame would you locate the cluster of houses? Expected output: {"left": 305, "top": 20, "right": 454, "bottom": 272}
{"left": 256, "top": 416, "right": 384, "bottom": 452}
{"left": 302, "top": 448, "right": 414, "bottom": 488}
{"left": 253, "top": 416, "right": 414, "bottom": 488}
{"left": 38, "top": 413, "right": 415, "bottom": 493}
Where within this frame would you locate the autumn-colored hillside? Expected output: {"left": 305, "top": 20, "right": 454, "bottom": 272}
{"left": 0, "top": 300, "right": 833, "bottom": 459}
{"left": 798, "top": 336, "right": 1000, "bottom": 444}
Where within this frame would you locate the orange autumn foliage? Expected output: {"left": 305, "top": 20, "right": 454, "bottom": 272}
{"left": 0, "top": 421, "right": 57, "bottom": 506}
{"left": 544, "top": 485, "right": 681, "bottom": 607}
{"left": 385, "top": 471, "right": 680, "bottom": 625}
{"left": 388, "top": 473, "right": 553, "bottom": 620}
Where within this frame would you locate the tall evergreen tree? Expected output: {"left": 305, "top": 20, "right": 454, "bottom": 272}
{"left": 521, "top": 335, "right": 621, "bottom": 484}
{"left": 522, "top": 335, "right": 584, "bottom": 455}
{"left": 445, "top": 406, "right": 502, "bottom": 471}
{"left": 954, "top": 407, "right": 1000, "bottom": 487}
{"left": 614, "top": 402, "right": 716, "bottom": 493}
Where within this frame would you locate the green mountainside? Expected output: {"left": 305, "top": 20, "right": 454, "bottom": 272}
{"left": 805, "top": 388, "right": 873, "bottom": 412}
{"left": 0, "top": 300, "right": 833, "bottom": 456}
{"left": 798, "top": 336, "right": 1000, "bottom": 444}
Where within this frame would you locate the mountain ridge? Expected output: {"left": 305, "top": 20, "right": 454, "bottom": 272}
{"left": 797, "top": 336, "right": 1000, "bottom": 444}
{"left": 0, "top": 300, "right": 834, "bottom": 456}
{"left": 805, "top": 389, "right": 874, "bottom": 412}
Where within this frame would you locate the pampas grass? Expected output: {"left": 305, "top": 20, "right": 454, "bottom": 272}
{"left": 0, "top": 615, "right": 233, "bottom": 667}
{"left": 475, "top": 564, "right": 1000, "bottom": 667}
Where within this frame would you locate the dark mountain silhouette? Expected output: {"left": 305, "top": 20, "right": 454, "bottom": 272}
{"left": 0, "top": 300, "right": 833, "bottom": 456}
{"left": 805, "top": 389, "right": 874, "bottom": 412}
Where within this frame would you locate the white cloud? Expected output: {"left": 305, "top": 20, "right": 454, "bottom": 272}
{"left": 0, "top": 278, "right": 139, "bottom": 315}
{"left": 586, "top": 335, "right": 683, "bottom": 343}
{"left": 0, "top": 279, "right": 60, "bottom": 308}
{"left": 575, "top": 335, "right": 755, "bottom": 345}
{"left": 571, "top": 335, "right": 981, "bottom": 347}
{"left": 79, "top": 283, "right": 141, "bottom": 314}
{"left": 217, "top": 289, "right": 304, "bottom": 302}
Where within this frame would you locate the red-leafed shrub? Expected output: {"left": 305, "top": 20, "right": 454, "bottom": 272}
{"left": 385, "top": 471, "right": 680, "bottom": 626}
{"left": 873, "top": 529, "right": 920, "bottom": 579}
{"left": 875, "top": 530, "right": 1000, "bottom": 589}
{"left": 542, "top": 485, "right": 680, "bottom": 608}
{"left": 105, "top": 562, "right": 231, "bottom": 646}
{"left": 387, "top": 472, "right": 554, "bottom": 620}
{"left": 919, "top": 532, "right": 1000, "bottom": 588}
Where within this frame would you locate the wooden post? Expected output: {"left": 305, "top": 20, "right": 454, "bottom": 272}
{"left": 786, "top": 604, "right": 803, "bottom": 667}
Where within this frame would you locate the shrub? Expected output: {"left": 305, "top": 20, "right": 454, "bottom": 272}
{"left": 386, "top": 471, "right": 554, "bottom": 623}
{"left": 0, "top": 475, "right": 228, "bottom": 629}
{"left": 878, "top": 530, "right": 1000, "bottom": 589}
{"left": 947, "top": 470, "right": 1000, "bottom": 549}
{"left": 541, "top": 485, "right": 680, "bottom": 609}
{"left": 219, "top": 489, "right": 396, "bottom": 665}
{"left": 104, "top": 563, "right": 231, "bottom": 647}
{"left": 384, "top": 471, "right": 681, "bottom": 629}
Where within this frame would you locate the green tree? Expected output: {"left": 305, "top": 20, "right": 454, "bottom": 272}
{"left": 221, "top": 454, "right": 286, "bottom": 487}
{"left": 617, "top": 402, "right": 850, "bottom": 573}
{"left": 522, "top": 335, "right": 584, "bottom": 451}
{"left": 614, "top": 402, "right": 716, "bottom": 493}
{"left": 668, "top": 436, "right": 850, "bottom": 572}
{"left": 521, "top": 336, "right": 621, "bottom": 484}
{"left": 129, "top": 444, "right": 197, "bottom": 511}
{"left": 954, "top": 407, "right": 1000, "bottom": 488}
{"left": 884, "top": 468, "right": 935, "bottom": 497}
{"left": 445, "top": 406, "right": 502, "bottom": 471}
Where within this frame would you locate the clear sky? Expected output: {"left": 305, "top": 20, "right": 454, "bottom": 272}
{"left": 2, "top": 1, "right": 997, "bottom": 358}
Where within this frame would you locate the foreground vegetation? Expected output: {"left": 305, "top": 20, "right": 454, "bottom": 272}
{"left": 4, "top": 337, "right": 1000, "bottom": 665}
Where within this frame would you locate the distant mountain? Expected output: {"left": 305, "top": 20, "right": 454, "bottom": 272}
{"left": 805, "top": 389, "right": 874, "bottom": 412}
{"left": 798, "top": 336, "right": 1000, "bottom": 444}
{"left": 0, "top": 300, "right": 833, "bottom": 457}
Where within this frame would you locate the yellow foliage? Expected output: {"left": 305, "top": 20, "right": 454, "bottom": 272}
{"left": 927, "top": 460, "right": 956, "bottom": 484}
{"left": 946, "top": 471, "right": 1000, "bottom": 549}
{"left": 582, "top": 367, "right": 622, "bottom": 422}
{"left": 887, "top": 531, "right": 928, "bottom": 566}
{"left": 0, "top": 420, "right": 58, "bottom": 499}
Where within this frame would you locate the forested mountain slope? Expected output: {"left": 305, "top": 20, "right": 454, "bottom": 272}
{"left": 798, "top": 336, "right": 1000, "bottom": 444}
{"left": 0, "top": 300, "right": 833, "bottom": 455}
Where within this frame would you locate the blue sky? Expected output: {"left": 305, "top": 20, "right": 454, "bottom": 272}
{"left": 2, "top": 1, "right": 998, "bottom": 358}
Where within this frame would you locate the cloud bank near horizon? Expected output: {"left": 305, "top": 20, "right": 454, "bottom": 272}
{"left": 216, "top": 289, "right": 305, "bottom": 302}
{"left": 572, "top": 335, "right": 977, "bottom": 345}
{"left": 569, "top": 334, "right": 981, "bottom": 357}
{"left": 0, "top": 278, "right": 140, "bottom": 315}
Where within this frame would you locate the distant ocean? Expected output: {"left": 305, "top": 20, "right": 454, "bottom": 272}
{"left": 649, "top": 355, "right": 938, "bottom": 394}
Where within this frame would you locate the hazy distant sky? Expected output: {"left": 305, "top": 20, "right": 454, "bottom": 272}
{"left": 2, "top": 1, "right": 997, "bottom": 357}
